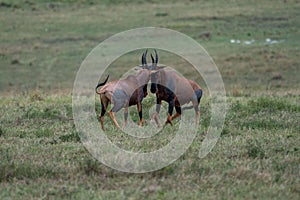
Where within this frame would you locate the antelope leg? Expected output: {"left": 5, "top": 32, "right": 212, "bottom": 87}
{"left": 99, "top": 95, "right": 108, "bottom": 131}
{"left": 192, "top": 100, "right": 200, "bottom": 127}
{"left": 165, "top": 113, "right": 173, "bottom": 126}
{"left": 195, "top": 110, "right": 200, "bottom": 128}
{"left": 123, "top": 107, "right": 128, "bottom": 127}
{"left": 108, "top": 111, "right": 122, "bottom": 130}
{"left": 152, "top": 112, "right": 161, "bottom": 127}
{"left": 171, "top": 112, "right": 181, "bottom": 120}
{"left": 137, "top": 103, "right": 144, "bottom": 127}
{"left": 100, "top": 116, "right": 105, "bottom": 131}
{"left": 165, "top": 98, "right": 174, "bottom": 126}
{"left": 172, "top": 105, "right": 182, "bottom": 120}
{"left": 152, "top": 99, "right": 162, "bottom": 127}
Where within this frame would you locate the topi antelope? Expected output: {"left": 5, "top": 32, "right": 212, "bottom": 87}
{"left": 149, "top": 50, "right": 203, "bottom": 127}
{"left": 95, "top": 50, "right": 151, "bottom": 131}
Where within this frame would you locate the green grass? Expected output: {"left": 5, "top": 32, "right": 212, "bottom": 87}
{"left": 0, "top": 0, "right": 299, "bottom": 94}
{"left": 0, "top": 94, "right": 299, "bottom": 199}
{"left": 1, "top": 0, "right": 300, "bottom": 199}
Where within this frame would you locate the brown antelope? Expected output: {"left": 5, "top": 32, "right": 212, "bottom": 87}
{"left": 149, "top": 50, "right": 203, "bottom": 127}
{"left": 95, "top": 50, "right": 151, "bottom": 131}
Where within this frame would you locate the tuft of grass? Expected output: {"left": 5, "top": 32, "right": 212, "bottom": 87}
{"left": 0, "top": 126, "right": 3, "bottom": 137}
{"left": 29, "top": 90, "right": 44, "bottom": 102}
{"left": 245, "top": 139, "right": 266, "bottom": 159}
{"left": 78, "top": 156, "right": 103, "bottom": 176}
{"left": 59, "top": 130, "right": 80, "bottom": 142}
{"left": 33, "top": 128, "right": 54, "bottom": 138}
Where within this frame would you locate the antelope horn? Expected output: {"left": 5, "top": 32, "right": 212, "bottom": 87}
{"left": 150, "top": 49, "right": 158, "bottom": 70}
{"left": 141, "top": 49, "right": 148, "bottom": 68}
{"left": 150, "top": 53, "right": 155, "bottom": 64}
{"left": 154, "top": 49, "right": 158, "bottom": 64}
{"left": 141, "top": 52, "right": 145, "bottom": 65}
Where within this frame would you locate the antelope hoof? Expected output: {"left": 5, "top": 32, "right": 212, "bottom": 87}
{"left": 171, "top": 113, "right": 181, "bottom": 120}
{"left": 114, "top": 123, "right": 122, "bottom": 131}
{"left": 165, "top": 114, "right": 173, "bottom": 126}
{"left": 138, "top": 119, "right": 144, "bottom": 127}
{"left": 165, "top": 119, "right": 173, "bottom": 126}
{"left": 123, "top": 120, "right": 128, "bottom": 128}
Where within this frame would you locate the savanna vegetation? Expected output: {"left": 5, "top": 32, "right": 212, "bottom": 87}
{"left": 0, "top": 0, "right": 299, "bottom": 199}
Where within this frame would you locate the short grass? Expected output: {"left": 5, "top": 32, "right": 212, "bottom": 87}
{"left": 0, "top": 94, "right": 299, "bottom": 199}
{"left": 1, "top": 0, "right": 300, "bottom": 199}
{"left": 0, "top": 0, "right": 299, "bottom": 95}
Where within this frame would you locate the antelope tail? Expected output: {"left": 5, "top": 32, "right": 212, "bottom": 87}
{"left": 95, "top": 75, "right": 109, "bottom": 94}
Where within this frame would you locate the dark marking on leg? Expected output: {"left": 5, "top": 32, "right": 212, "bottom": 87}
{"left": 172, "top": 105, "right": 182, "bottom": 120}
{"left": 166, "top": 98, "right": 174, "bottom": 126}
{"left": 168, "top": 98, "right": 174, "bottom": 116}
{"left": 100, "top": 102, "right": 106, "bottom": 117}
{"left": 99, "top": 96, "right": 108, "bottom": 131}
{"left": 175, "top": 105, "right": 182, "bottom": 115}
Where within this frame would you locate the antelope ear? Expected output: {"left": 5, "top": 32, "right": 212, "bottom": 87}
{"left": 157, "top": 65, "right": 166, "bottom": 69}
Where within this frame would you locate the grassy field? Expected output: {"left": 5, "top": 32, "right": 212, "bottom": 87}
{"left": 0, "top": 0, "right": 299, "bottom": 199}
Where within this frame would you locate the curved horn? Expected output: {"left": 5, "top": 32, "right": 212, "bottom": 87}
{"left": 150, "top": 53, "right": 154, "bottom": 64}
{"left": 150, "top": 49, "right": 158, "bottom": 70}
{"left": 141, "top": 52, "right": 145, "bottom": 65}
{"left": 141, "top": 49, "right": 148, "bottom": 68}
{"left": 154, "top": 49, "right": 158, "bottom": 64}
